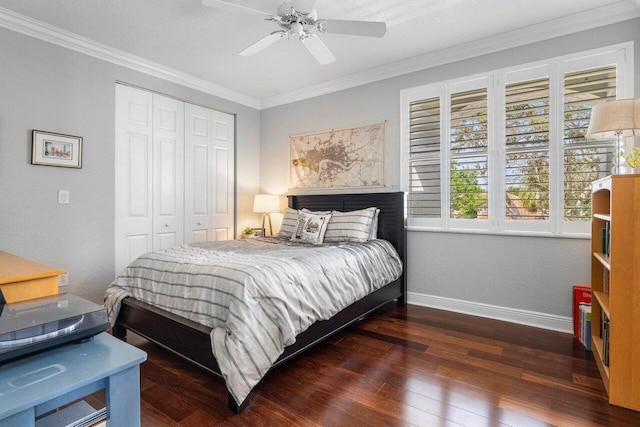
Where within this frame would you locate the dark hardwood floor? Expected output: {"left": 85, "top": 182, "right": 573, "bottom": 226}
{"left": 89, "top": 303, "right": 640, "bottom": 426}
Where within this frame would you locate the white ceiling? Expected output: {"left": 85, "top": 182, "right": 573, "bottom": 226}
{"left": 0, "top": 0, "right": 639, "bottom": 109}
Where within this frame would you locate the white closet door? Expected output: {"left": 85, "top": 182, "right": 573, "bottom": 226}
{"left": 152, "top": 94, "right": 184, "bottom": 250}
{"left": 115, "top": 85, "right": 153, "bottom": 275}
{"left": 184, "top": 105, "right": 235, "bottom": 243}
{"left": 211, "top": 110, "right": 235, "bottom": 241}
{"left": 184, "top": 103, "right": 213, "bottom": 243}
{"left": 116, "top": 85, "right": 235, "bottom": 275}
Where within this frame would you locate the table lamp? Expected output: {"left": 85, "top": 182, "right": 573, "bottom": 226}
{"left": 253, "top": 194, "right": 280, "bottom": 236}
{"left": 586, "top": 98, "right": 640, "bottom": 174}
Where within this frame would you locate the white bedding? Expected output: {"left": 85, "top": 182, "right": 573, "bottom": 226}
{"left": 104, "top": 236, "right": 402, "bottom": 405}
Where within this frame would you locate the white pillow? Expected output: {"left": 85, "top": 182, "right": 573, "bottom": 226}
{"left": 277, "top": 207, "right": 299, "bottom": 238}
{"left": 323, "top": 207, "right": 377, "bottom": 243}
{"left": 368, "top": 208, "right": 380, "bottom": 240}
{"left": 290, "top": 211, "right": 332, "bottom": 245}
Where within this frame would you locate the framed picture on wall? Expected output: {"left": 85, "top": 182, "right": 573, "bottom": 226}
{"left": 31, "top": 130, "right": 83, "bottom": 168}
{"left": 289, "top": 121, "right": 386, "bottom": 190}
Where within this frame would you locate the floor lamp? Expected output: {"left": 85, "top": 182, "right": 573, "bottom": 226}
{"left": 586, "top": 98, "right": 640, "bottom": 174}
{"left": 253, "top": 194, "right": 280, "bottom": 236}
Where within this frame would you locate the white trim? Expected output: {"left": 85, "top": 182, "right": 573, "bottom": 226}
{"left": 406, "top": 226, "right": 589, "bottom": 239}
{"left": 407, "top": 292, "right": 573, "bottom": 333}
{"left": 0, "top": 7, "right": 261, "bottom": 110}
{"left": 260, "top": 2, "right": 640, "bottom": 109}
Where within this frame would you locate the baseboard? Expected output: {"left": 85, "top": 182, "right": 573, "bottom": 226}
{"left": 407, "top": 292, "right": 573, "bottom": 334}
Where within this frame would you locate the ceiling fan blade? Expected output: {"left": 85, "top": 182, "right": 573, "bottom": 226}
{"left": 202, "top": 0, "right": 271, "bottom": 17}
{"left": 302, "top": 35, "right": 335, "bottom": 65}
{"left": 321, "top": 20, "right": 387, "bottom": 38}
{"left": 239, "top": 32, "right": 284, "bottom": 56}
{"left": 292, "top": 0, "right": 317, "bottom": 14}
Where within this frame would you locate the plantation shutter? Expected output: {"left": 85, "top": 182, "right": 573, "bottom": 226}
{"left": 450, "top": 88, "right": 488, "bottom": 220}
{"left": 402, "top": 45, "right": 630, "bottom": 235}
{"left": 563, "top": 65, "right": 616, "bottom": 221}
{"left": 408, "top": 96, "right": 441, "bottom": 219}
{"left": 504, "top": 77, "right": 550, "bottom": 221}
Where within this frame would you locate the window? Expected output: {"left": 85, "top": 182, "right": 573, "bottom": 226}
{"left": 504, "top": 77, "right": 550, "bottom": 221}
{"left": 408, "top": 95, "right": 441, "bottom": 219}
{"left": 563, "top": 66, "right": 617, "bottom": 223}
{"left": 401, "top": 44, "right": 632, "bottom": 235}
{"left": 450, "top": 87, "right": 489, "bottom": 220}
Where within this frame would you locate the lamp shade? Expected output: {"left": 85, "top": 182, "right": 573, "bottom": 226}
{"left": 586, "top": 98, "right": 640, "bottom": 139}
{"left": 253, "top": 194, "right": 280, "bottom": 213}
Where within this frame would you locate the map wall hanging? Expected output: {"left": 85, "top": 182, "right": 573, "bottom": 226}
{"left": 289, "top": 121, "right": 386, "bottom": 189}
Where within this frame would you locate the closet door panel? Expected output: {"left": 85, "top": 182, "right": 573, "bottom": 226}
{"left": 214, "top": 228, "right": 229, "bottom": 241}
{"left": 211, "top": 111, "right": 235, "bottom": 240}
{"left": 115, "top": 85, "right": 153, "bottom": 275}
{"left": 214, "top": 146, "right": 229, "bottom": 214}
{"left": 184, "top": 104, "right": 213, "bottom": 243}
{"left": 152, "top": 94, "right": 184, "bottom": 250}
{"left": 127, "top": 134, "right": 151, "bottom": 217}
{"left": 189, "top": 142, "right": 210, "bottom": 243}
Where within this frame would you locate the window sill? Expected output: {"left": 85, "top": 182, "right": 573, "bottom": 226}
{"left": 406, "top": 226, "right": 589, "bottom": 240}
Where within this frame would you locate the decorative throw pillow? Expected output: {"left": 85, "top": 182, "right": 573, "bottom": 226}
{"left": 277, "top": 207, "right": 299, "bottom": 238}
{"left": 290, "top": 211, "right": 332, "bottom": 245}
{"left": 323, "top": 207, "right": 377, "bottom": 243}
{"left": 304, "top": 207, "right": 379, "bottom": 242}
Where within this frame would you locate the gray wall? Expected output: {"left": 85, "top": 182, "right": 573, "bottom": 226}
{"left": 1, "top": 18, "right": 638, "bottom": 319}
{"left": 261, "top": 19, "right": 640, "bottom": 319}
{"left": 0, "top": 28, "right": 261, "bottom": 303}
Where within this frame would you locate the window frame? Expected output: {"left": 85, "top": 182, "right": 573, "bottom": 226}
{"left": 501, "top": 64, "right": 554, "bottom": 234}
{"left": 400, "top": 42, "right": 634, "bottom": 237}
{"left": 448, "top": 77, "right": 493, "bottom": 232}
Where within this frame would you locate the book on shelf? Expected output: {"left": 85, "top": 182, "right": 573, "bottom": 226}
{"left": 579, "top": 303, "right": 592, "bottom": 351}
{"left": 601, "top": 222, "right": 611, "bottom": 257}
{"left": 603, "top": 269, "right": 610, "bottom": 293}
{"left": 602, "top": 313, "right": 610, "bottom": 366}
{"left": 572, "top": 285, "right": 591, "bottom": 338}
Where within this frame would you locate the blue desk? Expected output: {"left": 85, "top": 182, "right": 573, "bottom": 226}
{"left": 0, "top": 333, "right": 147, "bottom": 426}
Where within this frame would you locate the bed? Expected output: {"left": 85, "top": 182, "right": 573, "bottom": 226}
{"left": 107, "top": 192, "right": 406, "bottom": 413}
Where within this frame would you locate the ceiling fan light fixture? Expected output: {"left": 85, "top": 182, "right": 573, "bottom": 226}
{"left": 289, "top": 22, "right": 304, "bottom": 38}
{"left": 202, "top": 0, "right": 386, "bottom": 64}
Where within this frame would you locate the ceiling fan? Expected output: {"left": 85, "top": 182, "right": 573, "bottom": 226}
{"left": 202, "top": 0, "right": 387, "bottom": 65}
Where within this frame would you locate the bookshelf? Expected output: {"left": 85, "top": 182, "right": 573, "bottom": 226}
{"left": 590, "top": 174, "right": 640, "bottom": 412}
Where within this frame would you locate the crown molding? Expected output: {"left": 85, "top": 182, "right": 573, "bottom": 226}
{"left": 1, "top": 3, "right": 638, "bottom": 111}
{"left": 0, "top": 7, "right": 261, "bottom": 110}
{"left": 260, "top": 1, "right": 640, "bottom": 109}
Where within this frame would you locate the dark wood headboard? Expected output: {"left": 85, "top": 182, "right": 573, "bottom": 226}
{"left": 288, "top": 192, "right": 407, "bottom": 303}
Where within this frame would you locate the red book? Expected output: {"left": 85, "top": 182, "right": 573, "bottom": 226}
{"left": 573, "top": 285, "right": 591, "bottom": 338}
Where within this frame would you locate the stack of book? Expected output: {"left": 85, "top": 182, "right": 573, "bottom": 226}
{"left": 573, "top": 285, "right": 591, "bottom": 338}
{"left": 579, "top": 303, "right": 592, "bottom": 350}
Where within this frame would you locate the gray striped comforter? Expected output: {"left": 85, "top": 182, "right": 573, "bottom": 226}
{"left": 104, "top": 236, "right": 402, "bottom": 405}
